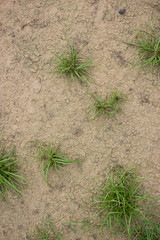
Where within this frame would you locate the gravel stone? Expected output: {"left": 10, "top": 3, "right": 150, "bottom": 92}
{"left": 103, "top": 10, "right": 112, "bottom": 21}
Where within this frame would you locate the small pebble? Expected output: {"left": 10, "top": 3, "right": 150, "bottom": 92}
{"left": 119, "top": 9, "right": 126, "bottom": 15}
{"left": 33, "top": 79, "right": 41, "bottom": 93}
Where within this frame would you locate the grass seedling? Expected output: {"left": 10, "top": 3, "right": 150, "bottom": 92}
{"left": 63, "top": 218, "right": 91, "bottom": 235}
{"left": 128, "top": 22, "right": 160, "bottom": 72}
{"left": 81, "top": 217, "right": 91, "bottom": 232}
{"left": 31, "top": 218, "right": 62, "bottom": 240}
{"left": 63, "top": 222, "right": 78, "bottom": 234}
{"left": 133, "top": 218, "right": 160, "bottom": 240}
{"left": 91, "top": 166, "right": 155, "bottom": 239}
{"left": 51, "top": 39, "right": 93, "bottom": 84}
{"left": 37, "top": 139, "right": 80, "bottom": 185}
{"left": 0, "top": 144, "right": 27, "bottom": 199}
{"left": 88, "top": 90, "right": 126, "bottom": 121}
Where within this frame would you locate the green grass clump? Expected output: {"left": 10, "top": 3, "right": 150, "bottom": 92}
{"left": 133, "top": 218, "right": 160, "bottom": 240}
{"left": 0, "top": 144, "right": 26, "bottom": 198}
{"left": 31, "top": 218, "right": 62, "bottom": 240}
{"left": 128, "top": 23, "right": 160, "bottom": 71}
{"left": 88, "top": 90, "right": 126, "bottom": 120}
{"left": 37, "top": 139, "right": 79, "bottom": 185}
{"left": 51, "top": 40, "right": 93, "bottom": 84}
{"left": 91, "top": 166, "right": 155, "bottom": 239}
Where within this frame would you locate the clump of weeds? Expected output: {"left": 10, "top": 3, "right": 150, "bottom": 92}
{"left": 0, "top": 142, "right": 27, "bottom": 199}
{"left": 91, "top": 166, "right": 157, "bottom": 239}
{"left": 128, "top": 22, "right": 160, "bottom": 72}
{"left": 51, "top": 39, "right": 93, "bottom": 84}
{"left": 37, "top": 138, "right": 81, "bottom": 185}
{"left": 88, "top": 90, "right": 126, "bottom": 121}
{"left": 31, "top": 217, "right": 63, "bottom": 240}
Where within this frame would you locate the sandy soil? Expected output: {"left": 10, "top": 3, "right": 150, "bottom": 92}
{"left": 0, "top": 0, "right": 160, "bottom": 239}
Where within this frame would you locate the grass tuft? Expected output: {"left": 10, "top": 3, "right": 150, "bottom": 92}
{"left": 88, "top": 90, "right": 126, "bottom": 121}
{"left": 37, "top": 138, "right": 80, "bottom": 185}
{"left": 128, "top": 22, "right": 160, "bottom": 72}
{"left": 31, "top": 218, "right": 62, "bottom": 240}
{"left": 133, "top": 218, "right": 160, "bottom": 240}
{"left": 0, "top": 144, "right": 27, "bottom": 199}
{"left": 91, "top": 166, "right": 155, "bottom": 239}
{"left": 51, "top": 39, "right": 93, "bottom": 84}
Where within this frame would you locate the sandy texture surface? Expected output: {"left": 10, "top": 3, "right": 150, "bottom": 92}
{"left": 0, "top": 0, "right": 160, "bottom": 239}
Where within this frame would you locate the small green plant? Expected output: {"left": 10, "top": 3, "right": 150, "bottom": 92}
{"left": 128, "top": 23, "right": 160, "bottom": 71}
{"left": 63, "top": 218, "right": 91, "bottom": 235}
{"left": 91, "top": 166, "right": 156, "bottom": 239}
{"left": 51, "top": 39, "right": 93, "bottom": 84}
{"left": 88, "top": 90, "right": 126, "bottom": 120}
{"left": 133, "top": 218, "right": 160, "bottom": 240}
{"left": 31, "top": 218, "right": 62, "bottom": 240}
{"left": 81, "top": 217, "right": 91, "bottom": 232}
{"left": 0, "top": 144, "right": 27, "bottom": 198}
{"left": 37, "top": 139, "right": 80, "bottom": 185}
{"left": 63, "top": 222, "right": 78, "bottom": 234}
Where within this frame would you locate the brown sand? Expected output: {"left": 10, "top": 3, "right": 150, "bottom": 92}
{"left": 0, "top": 0, "right": 160, "bottom": 239}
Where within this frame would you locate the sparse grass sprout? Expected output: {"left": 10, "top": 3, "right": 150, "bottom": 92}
{"left": 133, "top": 218, "right": 160, "bottom": 240}
{"left": 37, "top": 139, "right": 80, "bottom": 185}
{"left": 51, "top": 40, "right": 93, "bottom": 84}
{"left": 128, "top": 23, "right": 160, "bottom": 71}
{"left": 31, "top": 218, "right": 62, "bottom": 240}
{"left": 88, "top": 90, "right": 126, "bottom": 120}
{"left": 0, "top": 144, "right": 27, "bottom": 199}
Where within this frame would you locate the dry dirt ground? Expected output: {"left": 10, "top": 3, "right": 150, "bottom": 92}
{"left": 0, "top": 0, "right": 160, "bottom": 239}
